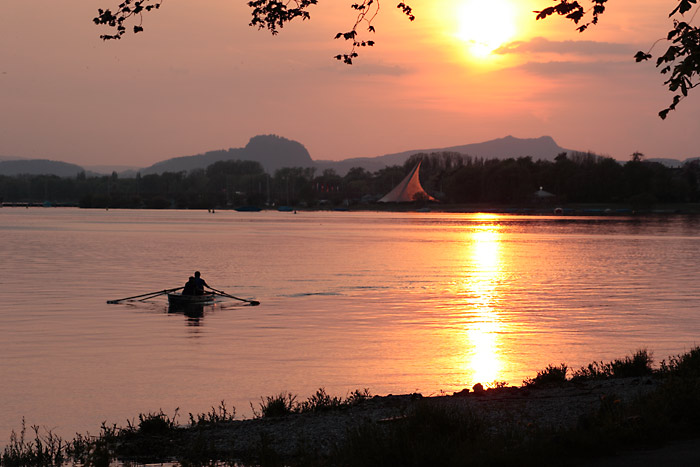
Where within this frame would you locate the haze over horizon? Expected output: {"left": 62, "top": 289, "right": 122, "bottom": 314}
{"left": 2, "top": 1, "right": 698, "bottom": 168}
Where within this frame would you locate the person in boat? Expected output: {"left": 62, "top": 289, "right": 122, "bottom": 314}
{"left": 193, "top": 271, "right": 209, "bottom": 295}
{"left": 182, "top": 276, "right": 197, "bottom": 296}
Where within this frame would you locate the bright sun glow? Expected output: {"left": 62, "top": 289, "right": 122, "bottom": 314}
{"left": 456, "top": 0, "right": 517, "bottom": 58}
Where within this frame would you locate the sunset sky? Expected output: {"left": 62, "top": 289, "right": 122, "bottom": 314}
{"left": 1, "top": 0, "right": 698, "bottom": 168}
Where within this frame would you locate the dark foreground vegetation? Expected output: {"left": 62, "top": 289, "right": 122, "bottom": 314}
{"left": 3, "top": 347, "right": 700, "bottom": 466}
{"left": 3, "top": 151, "right": 700, "bottom": 211}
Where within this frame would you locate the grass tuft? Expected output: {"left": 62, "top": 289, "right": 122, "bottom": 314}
{"left": 255, "top": 392, "right": 298, "bottom": 418}
{"left": 1, "top": 419, "right": 67, "bottom": 467}
{"left": 523, "top": 363, "right": 568, "bottom": 387}
{"left": 299, "top": 388, "right": 343, "bottom": 413}
{"left": 189, "top": 400, "right": 235, "bottom": 426}
{"left": 136, "top": 409, "right": 177, "bottom": 435}
{"left": 659, "top": 346, "right": 700, "bottom": 377}
{"left": 345, "top": 388, "right": 372, "bottom": 406}
{"left": 572, "top": 349, "right": 654, "bottom": 381}
{"left": 254, "top": 388, "right": 374, "bottom": 418}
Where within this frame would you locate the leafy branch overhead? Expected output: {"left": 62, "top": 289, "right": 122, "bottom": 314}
{"left": 535, "top": 0, "right": 700, "bottom": 119}
{"left": 94, "top": 0, "right": 413, "bottom": 65}
{"left": 248, "top": 0, "right": 319, "bottom": 33}
{"left": 94, "top": 0, "right": 698, "bottom": 117}
{"left": 332, "top": 1, "right": 414, "bottom": 64}
{"left": 93, "top": 0, "right": 162, "bottom": 39}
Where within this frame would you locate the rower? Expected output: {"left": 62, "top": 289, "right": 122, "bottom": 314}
{"left": 193, "top": 271, "right": 209, "bottom": 295}
{"left": 182, "top": 276, "right": 196, "bottom": 295}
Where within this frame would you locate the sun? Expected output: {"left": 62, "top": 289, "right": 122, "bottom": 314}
{"left": 456, "top": 0, "right": 517, "bottom": 58}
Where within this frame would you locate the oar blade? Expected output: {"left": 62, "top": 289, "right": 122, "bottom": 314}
{"left": 208, "top": 287, "right": 260, "bottom": 306}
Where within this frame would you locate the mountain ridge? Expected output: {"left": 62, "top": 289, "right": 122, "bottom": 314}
{"left": 138, "top": 135, "right": 315, "bottom": 176}
{"left": 315, "top": 135, "right": 573, "bottom": 174}
{"left": 0, "top": 159, "right": 85, "bottom": 177}
{"left": 3, "top": 135, "right": 694, "bottom": 177}
{"left": 138, "top": 134, "right": 577, "bottom": 176}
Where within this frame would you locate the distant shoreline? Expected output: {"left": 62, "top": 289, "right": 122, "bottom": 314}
{"left": 4, "top": 202, "right": 700, "bottom": 216}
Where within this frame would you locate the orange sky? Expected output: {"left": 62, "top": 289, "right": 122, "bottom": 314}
{"left": 1, "top": 0, "right": 698, "bottom": 168}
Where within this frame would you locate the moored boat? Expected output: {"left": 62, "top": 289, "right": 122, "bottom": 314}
{"left": 234, "top": 205, "right": 262, "bottom": 212}
{"left": 167, "top": 292, "right": 216, "bottom": 306}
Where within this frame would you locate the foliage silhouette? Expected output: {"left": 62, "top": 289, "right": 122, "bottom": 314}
{"left": 536, "top": 0, "right": 700, "bottom": 118}
{"left": 93, "top": 1, "right": 699, "bottom": 116}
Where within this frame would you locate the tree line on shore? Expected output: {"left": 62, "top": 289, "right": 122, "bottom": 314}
{"left": 1, "top": 151, "right": 699, "bottom": 209}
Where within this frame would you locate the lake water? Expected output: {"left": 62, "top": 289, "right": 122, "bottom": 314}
{"left": 2, "top": 208, "right": 700, "bottom": 441}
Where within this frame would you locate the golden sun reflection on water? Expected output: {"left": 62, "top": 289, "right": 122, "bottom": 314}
{"left": 458, "top": 223, "right": 505, "bottom": 387}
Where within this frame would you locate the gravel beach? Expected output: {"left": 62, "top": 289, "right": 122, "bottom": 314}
{"left": 159, "top": 376, "right": 662, "bottom": 464}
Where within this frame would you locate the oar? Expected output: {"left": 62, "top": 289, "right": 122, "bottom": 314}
{"left": 107, "top": 287, "right": 184, "bottom": 304}
{"left": 138, "top": 289, "right": 177, "bottom": 301}
{"left": 207, "top": 286, "right": 260, "bottom": 306}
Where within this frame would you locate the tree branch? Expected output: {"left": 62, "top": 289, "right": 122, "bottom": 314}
{"left": 93, "top": 0, "right": 162, "bottom": 40}
{"left": 95, "top": 0, "right": 413, "bottom": 64}
{"left": 535, "top": 0, "right": 700, "bottom": 118}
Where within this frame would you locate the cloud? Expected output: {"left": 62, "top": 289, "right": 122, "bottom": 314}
{"left": 511, "top": 59, "right": 636, "bottom": 77}
{"left": 495, "top": 37, "right": 637, "bottom": 57}
{"left": 492, "top": 36, "right": 656, "bottom": 79}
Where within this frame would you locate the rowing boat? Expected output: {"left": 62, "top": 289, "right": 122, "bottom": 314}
{"left": 108, "top": 287, "right": 258, "bottom": 306}
{"left": 167, "top": 292, "right": 216, "bottom": 306}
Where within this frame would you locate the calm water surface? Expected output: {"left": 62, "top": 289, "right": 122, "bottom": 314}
{"left": 2, "top": 208, "right": 699, "bottom": 440}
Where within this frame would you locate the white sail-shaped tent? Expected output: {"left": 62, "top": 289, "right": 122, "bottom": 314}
{"left": 378, "top": 160, "right": 436, "bottom": 203}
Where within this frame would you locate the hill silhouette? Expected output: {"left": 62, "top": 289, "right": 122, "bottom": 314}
{"left": 0, "top": 159, "right": 84, "bottom": 177}
{"left": 315, "top": 136, "right": 573, "bottom": 174}
{"left": 137, "top": 135, "right": 579, "bottom": 177}
{"left": 8, "top": 135, "right": 679, "bottom": 178}
{"left": 139, "top": 135, "right": 314, "bottom": 175}
{"left": 0, "top": 155, "right": 26, "bottom": 162}
{"left": 4, "top": 135, "right": 574, "bottom": 178}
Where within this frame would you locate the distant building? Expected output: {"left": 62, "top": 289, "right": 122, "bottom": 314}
{"left": 534, "top": 187, "right": 555, "bottom": 199}
{"left": 532, "top": 187, "right": 556, "bottom": 204}
{"left": 378, "top": 161, "right": 436, "bottom": 203}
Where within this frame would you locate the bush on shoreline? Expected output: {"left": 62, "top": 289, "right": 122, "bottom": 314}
{"left": 522, "top": 349, "right": 656, "bottom": 388}
{"left": 571, "top": 349, "right": 654, "bottom": 382}
{"left": 252, "top": 388, "right": 372, "bottom": 418}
